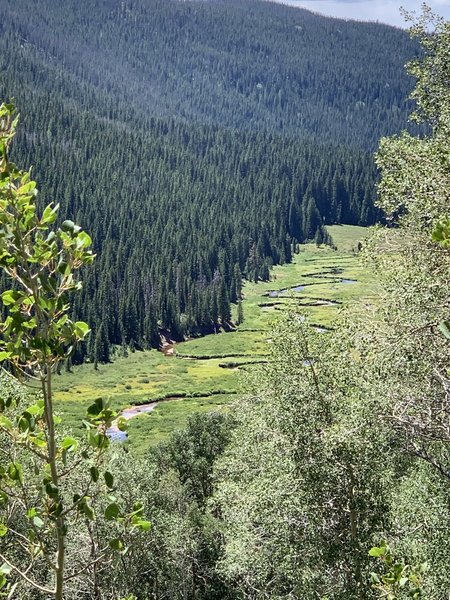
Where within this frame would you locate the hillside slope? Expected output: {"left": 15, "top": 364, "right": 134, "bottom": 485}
{"left": 0, "top": 0, "right": 418, "bottom": 148}
{"left": 0, "top": 0, "right": 418, "bottom": 354}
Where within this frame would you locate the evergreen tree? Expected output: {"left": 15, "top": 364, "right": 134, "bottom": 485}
{"left": 236, "top": 299, "right": 244, "bottom": 325}
{"left": 94, "top": 321, "right": 110, "bottom": 365}
{"left": 219, "top": 279, "right": 231, "bottom": 325}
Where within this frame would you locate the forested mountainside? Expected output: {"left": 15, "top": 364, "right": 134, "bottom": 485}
{"left": 0, "top": 0, "right": 418, "bottom": 356}
{"left": 0, "top": 0, "right": 418, "bottom": 147}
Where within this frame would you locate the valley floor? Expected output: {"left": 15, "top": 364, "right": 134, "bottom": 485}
{"left": 54, "top": 225, "right": 375, "bottom": 454}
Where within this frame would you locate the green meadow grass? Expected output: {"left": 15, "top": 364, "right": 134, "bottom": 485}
{"left": 125, "top": 394, "right": 231, "bottom": 455}
{"left": 54, "top": 225, "right": 374, "bottom": 453}
{"left": 327, "top": 224, "right": 370, "bottom": 252}
{"left": 175, "top": 330, "right": 268, "bottom": 358}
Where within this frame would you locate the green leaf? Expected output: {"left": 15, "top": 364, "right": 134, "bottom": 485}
{"left": 17, "top": 180, "right": 36, "bottom": 196}
{"left": 438, "top": 320, "right": 450, "bottom": 340}
{"left": 18, "top": 412, "right": 33, "bottom": 432}
{"left": 74, "top": 321, "right": 90, "bottom": 339}
{"left": 109, "top": 538, "right": 124, "bottom": 552}
{"left": 87, "top": 430, "right": 100, "bottom": 448}
{"left": 133, "top": 519, "right": 151, "bottom": 532}
{"left": 369, "top": 546, "right": 386, "bottom": 558}
{"left": 90, "top": 466, "right": 99, "bottom": 483}
{"left": 87, "top": 397, "right": 105, "bottom": 418}
{"left": 45, "top": 482, "right": 59, "bottom": 498}
{"left": 0, "top": 351, "right": 12, "bottom": 362}
{"left": 0, "top": 416, "right": 13, "bottom": 430}
{"left": 432, "top": 219, "right": 450, "bottom": 246}
{"left": 104, "top": 471, "right": 114, "bottom": 489}
{"left": 29, "top": 435, "right": 47, "bottom": 449}
{"left": 105, "top": 502, "right": 120, "bottom": 521}
{"left": 131, "top": 501, "right": 144, "bottom": 516}
{"left": 45, "top": 230, "right": 56, "bottom": 244}
{"left": 8, "top": 463, "right": 23, "bottom": 484}
{"left": 0, "top": 563, "right": 12, "bottom": 576}
{"left": 1, "top": 290, "right": 21, "bottom": 306}
{"left": 117, "top": 416, "right": 128, "bottom": 432}
{"left": 57, "top": 260, "right": 69, "bottom": 275}
{"left": 0, "top": 524, "right": 8, "bottom": 537}
{"left": 41, "top": 203, "right": 58, "bottom": 224}
{"left": 79, "top": 497, "right": 95, "bottom": 521}
{"left": 370, "top": 572, "right": 381, "bottom": 584}
{"left": 1, "top": 102, "right": 15, "bottom": 114}
{"left": 26, "top": 401, "right": 44, "bottom": 416}
{"left": 60, "top": 437, "right": 78, "bottom": 451}
{"left": 33, "top": 516, "right": 44, "bottom": 529}
{"left": 61, "top": 219, "right": 75, "bottom": 232}
{"left": 76, "top": 231, "right": 92, "bottom": 248}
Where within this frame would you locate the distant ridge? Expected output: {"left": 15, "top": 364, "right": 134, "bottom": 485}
{"left": 0, "top": 0, "right": 419, "bottom": 148}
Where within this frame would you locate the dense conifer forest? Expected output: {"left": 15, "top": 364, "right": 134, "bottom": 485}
{"left": 0, "top": 0, "right": 419, "bottom": 358}
{"left": 0, "top": 0, "right": 418, "bottom": 145}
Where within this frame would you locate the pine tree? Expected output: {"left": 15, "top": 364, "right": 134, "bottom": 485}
{"left": 94, "top": 321, "right": 110, "bottom": 364}
{"left": 236, "top": 299, "right": 244, "bottom": 325}
{"left": 219, "top": 279, "right": 231, "bottom": 325}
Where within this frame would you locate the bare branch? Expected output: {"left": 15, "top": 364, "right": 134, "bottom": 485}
{"left": 0, "top": 553, "right": 54, "bottom": 595}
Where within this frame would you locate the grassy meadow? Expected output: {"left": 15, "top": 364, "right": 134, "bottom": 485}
{"left": 54, "top": 225, "right": 374, "bottom": 455}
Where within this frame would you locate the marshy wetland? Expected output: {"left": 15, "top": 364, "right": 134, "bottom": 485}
{"left": 54, "top": 225, "right": 374, "bottom": 454}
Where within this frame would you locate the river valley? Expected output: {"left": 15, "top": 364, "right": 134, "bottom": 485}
{"left": 54, "top": 225, "right": 374, "bottom": 455}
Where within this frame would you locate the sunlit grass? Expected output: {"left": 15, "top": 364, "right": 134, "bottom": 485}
{"left": 55, "top": 225, "right": 373, "bottom": 451}
{"left": 125, "top": 394, "right": 230, "bottom": 456}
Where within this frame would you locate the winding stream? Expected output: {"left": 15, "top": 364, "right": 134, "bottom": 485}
{"left": 107, "top": 402, "right": 158, "bottom": 441}
{"left": 266, "top": 276, "right": 356, "bottom": 297}
{"left": 107, "top": 340, "right": 178, "bottom": 440}
{"left": 107, "top": 269, "right": 357, "bottom": 441}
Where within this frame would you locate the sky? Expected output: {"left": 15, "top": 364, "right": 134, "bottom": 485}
{"left": 263, "top": 0, "right": 450, "bottom": 28}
